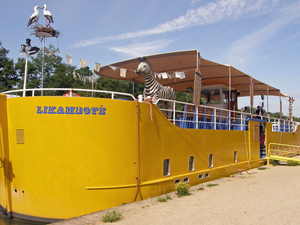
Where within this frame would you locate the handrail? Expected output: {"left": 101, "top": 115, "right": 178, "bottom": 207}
{"left": 154, "top": 98, "right": 298, "bottom": 132}
{"left": 266, "top": 143, "right": 300, "bottom": 165}
{"left": 155, "top": 99, "right": 251, "bottom": 131}
{"left": 1, "top": 88, "right": 136, "bottom": 100}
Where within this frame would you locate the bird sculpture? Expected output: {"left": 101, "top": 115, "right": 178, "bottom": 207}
{"left": 43, "top": 4, "right": 54, "bottom": 27}
{"left": 27, "top": 6, "right": 42, "bottom": 28}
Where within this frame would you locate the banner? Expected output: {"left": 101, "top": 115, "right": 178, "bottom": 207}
{"left": 156, "top": 73, "right": 162, "bottom": 79}
{"left": 161, "top": 73, "right": 168, "bottom": 79}
{"left": 95, "top": 63, "right": 101, "bottom": 72}
{"left": 193, "top": 69, "right": 202, "bottom": 106}
{"left": 250, "top": 78, "right": 253, "bottom": 111}
{"left": 168, "top": 72, "right": 174, "bottom": 79}
{"left": 120, "top": 68, "right": 127, "bottom": 77}
{"left": 109, "top": 66, "right": 117, "bottom": 71}
{"left": 45, "top": 48, "right": 52, "bottom": 56}
{"left": 65, "top": 54, "right": 72, "bottom": 64}
{"left": 175, "top": 71, "right": 186, "bottom": 79}
{"left": 80, "top": 59, "right": 88, "bottom": 68}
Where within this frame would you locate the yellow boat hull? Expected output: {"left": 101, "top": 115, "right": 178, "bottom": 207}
{"left": 0, "top": 94, "right": 298, "bottom": 222}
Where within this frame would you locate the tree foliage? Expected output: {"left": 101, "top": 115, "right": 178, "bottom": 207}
{"left": 0, "top": 41, "right": 18, "bottom": 92}
{"left": 0, "top": 41, "right": 298, "bottom": 120}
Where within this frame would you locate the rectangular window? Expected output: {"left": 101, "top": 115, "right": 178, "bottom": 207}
{"left": 201, "top": 88, "right": 221, "bottom": 104}
{"left": 174, "top": 179, "right": 181, "bottom": 184}
{"left": 189, "top": 156, "right": 194, "bottom": 172}
{"left": 183, "top": 177, "right": 189, "bottom": 183}
{"left": 163, "top": 159, "right": 170, "bottom": 176}
{"left": 209, "top": 154, "right": 213, "bottom": 168}
{"left": 234, "top": 151, "right": 237, "bottom": 163}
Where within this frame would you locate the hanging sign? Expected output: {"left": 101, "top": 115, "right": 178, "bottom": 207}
{"left": 193, "top": 69, "right": 202, "bottom": 106}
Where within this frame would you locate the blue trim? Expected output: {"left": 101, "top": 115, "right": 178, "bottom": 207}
{"left": 248, "top": 118, "right": 268, "bottom": 122}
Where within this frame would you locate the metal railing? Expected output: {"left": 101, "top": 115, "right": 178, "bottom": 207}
{"left": 266, "top": 143, "right": 300, "bottom": 165}
{"left": 155, "top": 99, "right": 251, "bottom": 131}
{"left": 155, "top": 98, "right": 298, "bottom": 132}
{"left": 268, "top": 117, "right": 298, "bottom": 133}
{"left": 2, "top": 89, "right": 298, "bottom": 133}
{"left": 1, "top": 88, "right": 136, "bottom": 100}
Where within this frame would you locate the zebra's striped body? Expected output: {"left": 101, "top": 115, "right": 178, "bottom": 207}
{"left": 136, "top": 60, "right": 176, "bottom": 103}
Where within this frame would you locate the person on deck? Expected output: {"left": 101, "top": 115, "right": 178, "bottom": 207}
{"left": 255, "top": 106, "right": 265, "bottom": 119}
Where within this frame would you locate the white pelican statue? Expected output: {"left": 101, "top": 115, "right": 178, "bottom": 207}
{"left": 27, "top": 6, "right": 42, "bottom": 27}
{"left": 43, "top": 4, "right": 54, "bottom": 27}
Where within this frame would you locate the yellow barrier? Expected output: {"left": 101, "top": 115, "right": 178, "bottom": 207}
{"left": 266, "top": 143, "right": 300, "bottom": 165}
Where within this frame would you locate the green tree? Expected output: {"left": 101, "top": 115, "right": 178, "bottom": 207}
{"left": 0, "top": 41, "right": 18, "bottom": 92}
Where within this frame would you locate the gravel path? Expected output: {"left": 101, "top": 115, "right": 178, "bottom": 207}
{"left": 53, "top": 165, "right": 300, "bottom": 225}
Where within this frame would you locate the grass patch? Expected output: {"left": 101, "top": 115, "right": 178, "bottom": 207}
{"left": 258, "top": 167, "right": 268, "bottom": 170}
{"left": 207, "top": 183, "right": 218, "bottom": 188}
{"left": 271, "top": 160, "right": 280, "bottom": 166}
{"left": 157, "top": 193, "right": 171, "bottom": 202}
{"left": 174, "top": 183, "right": 190, "bottom": 197}
{"left": 166, "top": 193, "right": 171, "bottom": 200}
{"left": 287, "top": 160, "right": 300, "bottom": 166}
{"left": 157, "top": 196, "right": 167, "bottom": 202}
{"left": 198, "top": 187, "right": 204, "bottom": 191}
{"left": 102, "top": 210, "right": 122, "bottom": 223}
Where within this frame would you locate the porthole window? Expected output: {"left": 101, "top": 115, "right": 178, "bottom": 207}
{"left": 189, "top": 156, "right": 194, "bottom": 172}
{"left": 198, "top": 174, "right": 203, "bottom": 180}
{"left": 205, "top": 172, "right": 210, "bottom": 178}
{"left": 163, "top": 159, "right": 170, "bottom": 176}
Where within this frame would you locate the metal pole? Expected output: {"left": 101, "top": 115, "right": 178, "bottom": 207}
{"left": 280, "top": 94, "right": 282, "bottom": 120}
{"left": 132, "top": 81, "right": 135, "bottom": 95}
{"left": 41, "top": 36, "right": 45, "bottom": 96}
{"left": 197, "top": 52, "right": 199, "bottom": 69}
{"left": 22, "top": 50, "right": 29, "bottom": 97}
{"left": 267, "top": 85, "right": 269, "bottom": 113}
{"left": 92, "top": 79, "right": 94, "bottom": 97}
{"left": 228, "top": 66, "right": 231, "bottom": 111}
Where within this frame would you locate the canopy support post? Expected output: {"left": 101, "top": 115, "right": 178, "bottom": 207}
{"left": 280, "top": 94, "right": 282, "bottom": 120}
{"left": 229, "top": 66, "right": 231, "bottom": 111}
{"left": 267, "top": 85, "right": 269, "bottom": 113}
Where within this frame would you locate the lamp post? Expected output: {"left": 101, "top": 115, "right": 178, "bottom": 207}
{"left": 20, "top": 38, "right": 39, "bottom": 97}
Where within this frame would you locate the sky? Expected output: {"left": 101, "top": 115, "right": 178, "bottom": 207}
{"left": 0, "top": 0, "right": 300, "bottom": 117}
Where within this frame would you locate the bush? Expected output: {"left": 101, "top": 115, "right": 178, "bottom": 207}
{"left": 102, "top": 210, "right": 122, "bottom": 223}
{"left": 287, "top": 160, "right": 300, "bottom": 166}
{"left": 174, "top": 183, "right": 190, "bottom": 197}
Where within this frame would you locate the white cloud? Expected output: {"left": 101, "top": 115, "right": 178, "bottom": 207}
{"left": 73, "top": 0, "right": 279, "bottom": 48}
{"left": 110, "top": 39, "right": 175, "bottom": 57}
{"left": 227, "top": 2, "right": 300, "bottom": 68}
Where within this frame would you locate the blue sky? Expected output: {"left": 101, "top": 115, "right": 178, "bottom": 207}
{"left": 1, "top": 0, "right": 300, "bottom": 117}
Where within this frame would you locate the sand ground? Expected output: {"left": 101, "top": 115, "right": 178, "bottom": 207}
{"left": 53, "top": 165, "right": 300, "bottom": 225}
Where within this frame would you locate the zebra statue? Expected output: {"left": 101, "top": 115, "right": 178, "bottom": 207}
{"left": 135, "top": 57, "right": 176, "bottom": 117}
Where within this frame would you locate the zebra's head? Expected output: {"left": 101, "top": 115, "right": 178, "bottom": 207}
{"left": 135, "top": 62, "right": 151, "bottom": 76}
